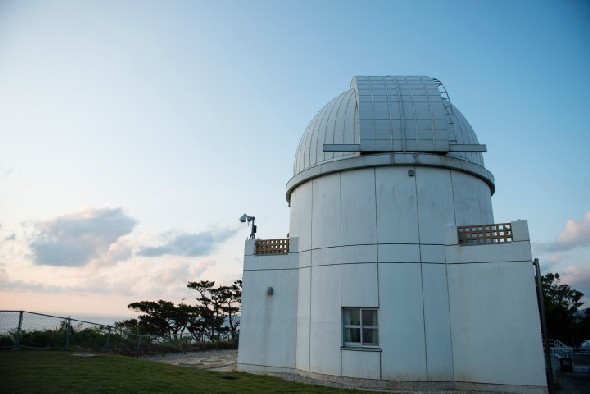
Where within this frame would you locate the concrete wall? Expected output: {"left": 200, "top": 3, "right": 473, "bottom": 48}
{"left": 289, "top": 166, "right": 493, "bottom": 252}
{"left": 444, "top": 222, "right": 547, "bottom": 387}
{"left": 288, "top": 165, "right": 495, "bottom": 382}
{"left": 237, "top": 239, "right": 299, "bottom": 372}
{"left": 239, "top": 163, "right": 546, "bottom": 392}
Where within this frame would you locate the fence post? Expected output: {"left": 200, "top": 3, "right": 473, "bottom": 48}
{"left": 534, "top": 258, "right": 554, "bottom": 393}
{"left": 136, "top": 332, "right": 141, "bottom": 358}
{"left": 105, "top": 326, "right": 111, "bottom": 353}
{"left": 15, "top": 311, "right": 24, "bottom": 348}
{"left": 65, "top": 317, "right": 71, "bottom": 351}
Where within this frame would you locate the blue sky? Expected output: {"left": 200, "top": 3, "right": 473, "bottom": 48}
{"left": 0, "top": 0, "right": 589, "bottom": 320}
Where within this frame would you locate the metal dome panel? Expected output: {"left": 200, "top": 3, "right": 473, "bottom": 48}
{"left": 293, "top": 76, "right": 487, "bottom": 178}
{"left": 354, "top": 76, "right": 454, "bottom": 152}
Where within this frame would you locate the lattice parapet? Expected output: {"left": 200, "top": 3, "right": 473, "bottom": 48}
{"left": 457, "top": 223, "right": 513, "bottom": 245}
{"left": 255, "top": 239, "right": 290, "bottom": 255}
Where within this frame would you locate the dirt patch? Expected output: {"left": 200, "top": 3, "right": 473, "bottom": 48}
{"left": 143, "top": 349, "right": 237, "bottom": 372}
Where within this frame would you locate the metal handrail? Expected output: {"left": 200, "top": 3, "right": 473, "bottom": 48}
{"left": 548, "top": 339, "right": 573, "bottom": 358}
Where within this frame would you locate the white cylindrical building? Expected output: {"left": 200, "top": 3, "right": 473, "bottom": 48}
{"left": 238, "top": 76, "right": 547, "bottom": 393}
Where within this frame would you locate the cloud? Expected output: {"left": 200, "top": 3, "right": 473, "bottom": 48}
{"left": 29, "top": 207, "right": 138, "bottom": 266}
{"left": 102, "top": 236, "right": 135, "bottom": 266}
{"left": 0, "top": 164, "right": 12, "bottom": 177}
{"left": 137, "top": 228, "right": 237, "bottom": 257}
{"left": 0, "top": 256, "right": 213, "bottom": 299}
{"left": 544, "top": 211, "right": 590, "bottom": 252}
{"left": 0, "top": 268, "right": 74, "bottom": 293}
{"left": 130, "top": 258, "right": 214, "bottom": 298}
{"left": 4, "top": 233, "right": 16, "bottom": 241}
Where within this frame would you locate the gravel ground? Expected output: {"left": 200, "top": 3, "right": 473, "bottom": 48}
{"left": 148, "top": 351, "right": 590, "bottom": 393}
{"left": 272, "top": 372, "right": 409, "bottom": 392}
{"left": 143, "top": 350, "right": 457, "bottom": 392}
{"left": 142, "top": 349, "right": 237, "bottom": 371}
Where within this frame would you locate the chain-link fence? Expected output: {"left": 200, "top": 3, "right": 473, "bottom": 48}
{"left": 0, "top": 310, "right": 209, "bottom": 356}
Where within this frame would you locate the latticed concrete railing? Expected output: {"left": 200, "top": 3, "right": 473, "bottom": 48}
{"left": 457, "top": 223, "right": 513, "bottom": 245}
{"left": 255, "top": 239, "right": 290, "bottom": 255}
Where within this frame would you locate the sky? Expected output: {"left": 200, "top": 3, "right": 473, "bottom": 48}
{"left": 0, "top": 0, "right": 589, "bottom": 323}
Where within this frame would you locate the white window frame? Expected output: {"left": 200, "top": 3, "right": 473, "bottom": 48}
{"left": 342, "top": 307, "right": 379, "bottom": 348}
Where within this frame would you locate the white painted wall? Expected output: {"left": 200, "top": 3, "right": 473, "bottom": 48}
{"left": 341, "top": 263, "right": 378, "bottom": 307}
{"left": 309, "top": 264, "right": 342, "bottom": 376}
{"left": 445, "top": 223, "right": 546, "bottom": 387}
{"left": 311, "top": 172, "right": 340, "bottom": 249}
{"left": 375, "top": 167, "right": 419, "bottom": 244}
{"left": 447, "top": 261, "right": 546, "bottom": 386}
{"left": 296, "top": 266, "right": 311, "bottom": 371}
{"left": 290, "top": 166, "right": 494, "bottom": 253}
{"left": 237, "top": 240, "right": 299, "bottom": 372}
{"left": 342, "top": 349, "right": 381, "bottom": 379}
{"left": 422, "top": 263, "right": 454, "bottom": 380}
{"left": 416, "top": 168, "right": 456, "bottom": 244}
{"left": 379, "top": 263, "right": 428, "bottom": 381}
{"left": 340, "top": 168, "right": 377, "bottom": 246}
{"left": 287, "top": 165, "right": 496, "bottom": 382}
{"left": 239, "top": 162, "right": 545, "bottom": 392}
{"left": 289, "top": 183, "right": 312, "bottom": 252}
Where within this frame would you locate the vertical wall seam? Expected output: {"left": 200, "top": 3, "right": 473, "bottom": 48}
{"left": 339, "top": 173, "right": 343, "bottom": 377}
{"left": 450, "top": 170, "right": 458, "bottom": 226}
{"left": 308, "top": 180, "right": 314, "bottom": 371}
{"left": 446, "top": 169, "right": 457, "bottom": 381}
{"left": 420, "top": 259, "right": 428, "bottom": 379}
{"left": 476, "top": 178, "right": 483, "bottom": 224}
{"left": 444, "top": 250, "right": 456, "bottom": 381}
{"left": 414, "top": 167, "right": 429, "bottom": 378}
{"left": 374, "top": 167, "right": 382, "bottom": 380}
{"left": 374, "top": 167, "right": 380, "bottom": 307}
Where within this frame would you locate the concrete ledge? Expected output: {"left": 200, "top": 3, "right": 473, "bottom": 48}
{"left": 244, "top": 253, "right": 299, "bottom": 271}
{"left": 454, "top": 381, "right": 548, "bottom": 394}
{"left": 244, "top": 239, "right": 256, "bottom": 256}
{"left": 251, "top": 367, "right": 549, "bottom": 394}
{"left": 512, "top": 220, "right": 530, "bottom": 242}
{"left": 444, "top": 225, "right": 459, "bottom": 246}
{"left": 237, "top": 363, "right": 296, "bottom": 374}
{"left": 419, "top": 244, "right": 446, "bottom": 263}
{"left": 378, "top": 243, "right": 420, "bottom": 262}
{"left": 312, "top": 244, "right": 377, "bottom": 266}
{"left": 446, "top": 240, "right": 533, "bottom": 264}
{"left": 286, "top": 152, "right": 495, "bottom": 202}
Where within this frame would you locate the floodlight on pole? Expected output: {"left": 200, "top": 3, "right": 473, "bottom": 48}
{"left": 239, "top": 214, "right": 257, "bottom": 239}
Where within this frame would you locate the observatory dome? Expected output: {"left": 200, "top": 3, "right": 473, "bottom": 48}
{"left": 291, "top": 76, "right": 492, "bottom": 194}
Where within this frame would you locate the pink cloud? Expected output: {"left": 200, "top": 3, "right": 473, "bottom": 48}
{"left": 546, "top": 211, "right": 590, "bottom": 252}
{"left": 29, "top": 207, "right": 138, "bottom": 266}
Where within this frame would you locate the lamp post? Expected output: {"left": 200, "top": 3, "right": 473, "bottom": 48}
{"left": 239, "top": 214, "right": 256, "bottom": 239}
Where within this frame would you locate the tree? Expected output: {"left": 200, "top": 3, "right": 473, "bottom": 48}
{"left": 574, "top": 307, "right": 590, "bottom": 345}
{"left": 113, "top": 318, "right": 139, "bottom": 337}
{"left": 541, "top": 272, "right": 584, "bottom": 345}
{"left": 127, "top": 300, "right": 197, "bottom": 340}
{"left": 186, "top": 280, "right": 224, "bottom": 340}
{"left": 217, "top": 280, "right": 242, "bottom": 339}
{"left": 187, "top": 279, "right": 242, "bottom": 341}
{"left": 120, "top": 278, "right": 243, "bottom": 343}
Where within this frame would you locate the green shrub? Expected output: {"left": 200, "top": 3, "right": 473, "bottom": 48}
{"left": 0, "top": 333, "right": 15, "bottom": 347}
{"left": 20, "top": 328, "right": 65, "bottom": 349}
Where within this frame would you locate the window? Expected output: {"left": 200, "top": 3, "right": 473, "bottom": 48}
{"left": 342, "top": 308, "right": 379, "bottom": 347}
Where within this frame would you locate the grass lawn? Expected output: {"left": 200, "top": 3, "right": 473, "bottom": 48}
{"left": 0, "top": 350, "right": 370, "bottom": 393}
